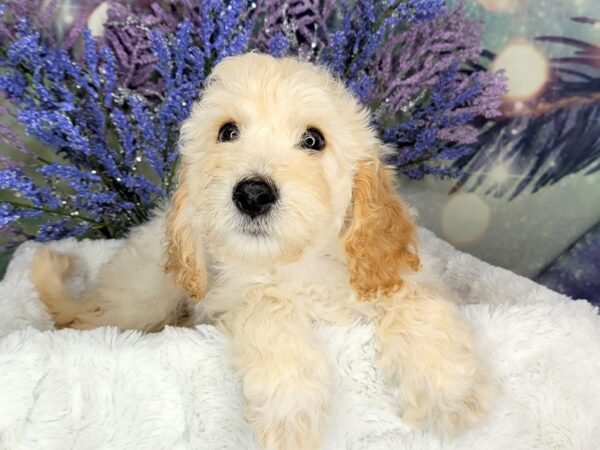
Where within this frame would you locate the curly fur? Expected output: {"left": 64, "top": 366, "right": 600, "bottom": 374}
{"left": 342, "top": 159, "right": 420, "bottom": 300}
{"left": 164, "top": 165, "right": 208, "bottom": 301}
{"left": 30, "top": 53, "right": 493, "bottom": 448}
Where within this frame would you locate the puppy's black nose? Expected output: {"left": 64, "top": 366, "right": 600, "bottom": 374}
{"left": 233, "top": 177, "right": 278, "bottom": 219}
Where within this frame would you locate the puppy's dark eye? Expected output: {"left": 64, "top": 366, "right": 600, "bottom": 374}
{"left": 300, "top": 128, "right": 325, "bottom": 151}
{"left": 218, "top": 122, "right": 240, "bottom": 143}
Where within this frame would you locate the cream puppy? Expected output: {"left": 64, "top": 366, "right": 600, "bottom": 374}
{"left": 31, "top": 53, "right": 493, "bottom": 450}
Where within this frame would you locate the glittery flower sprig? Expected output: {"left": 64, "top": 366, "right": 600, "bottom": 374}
{"left": 0, "top": 3, "right": 252, "bottom": 247}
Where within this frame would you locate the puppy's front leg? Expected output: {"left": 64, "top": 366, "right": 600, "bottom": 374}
{"left": 374, "top": 284, "right": 493, "bottom": 436}
{"left": 223, "top": 287, "right": 330, "bottom": 450}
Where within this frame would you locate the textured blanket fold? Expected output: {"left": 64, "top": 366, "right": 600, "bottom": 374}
{"left": 1, "top": 229, "right": 599, "bottom": 449}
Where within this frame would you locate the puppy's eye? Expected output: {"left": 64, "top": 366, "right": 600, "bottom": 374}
{"left": 300, "top": 128, "right": 325, "bottom": 151}
{"left": 218, "top": 122, "right": 240, "bottom": 143}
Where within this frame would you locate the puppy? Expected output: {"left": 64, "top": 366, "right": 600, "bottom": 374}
{"left": 31, "top": 53, "right": 493, "bottom": 449}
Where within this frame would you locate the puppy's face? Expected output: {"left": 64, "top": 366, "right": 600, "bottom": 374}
{"left": 179, "top": 54, "right": 378, "bottom": 266}
{"left": 167, "top": 53, "right": 419, "bottom": 301}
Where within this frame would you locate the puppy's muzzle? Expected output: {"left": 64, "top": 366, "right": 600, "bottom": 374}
{"left": 233, "top": 177, "right": 278, "bottom": 219}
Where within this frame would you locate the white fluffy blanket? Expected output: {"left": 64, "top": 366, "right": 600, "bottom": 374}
{"left": 1, "top": 229, "right": 599, "bottom": 450}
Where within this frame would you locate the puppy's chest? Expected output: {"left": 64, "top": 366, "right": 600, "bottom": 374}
{"left": 279, "top": 255, "right": 349, "bottom": 291}
{"left": 205, "top": 253, "right": 358, "bottom": 321}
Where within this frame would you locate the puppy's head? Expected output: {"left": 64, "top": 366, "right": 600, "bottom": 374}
{"left": 165, "top": 53, "right": 419, "bottom": 300}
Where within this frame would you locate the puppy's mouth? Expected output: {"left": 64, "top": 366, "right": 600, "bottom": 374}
{"left": 240, "top": 223, "right": 268, "bottom": 237}
{"left": 237, "top": 215, "right": 271, "bottom": 237}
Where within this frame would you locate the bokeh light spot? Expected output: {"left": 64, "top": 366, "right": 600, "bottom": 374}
{"left": 442, "top": 193, "right": 491, "bottom": 246}
{"left": 476, "top": 0, "right": 518, "bottom": 13}
{"left": 492, "top": 40, "right": 550, "bottom": 101}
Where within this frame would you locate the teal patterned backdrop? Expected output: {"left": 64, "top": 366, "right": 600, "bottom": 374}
{"left": 404, "top": 0, "right": 600, "bottom": 303}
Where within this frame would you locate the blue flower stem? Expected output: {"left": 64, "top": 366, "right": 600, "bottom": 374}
{"left": 344, "top": 0, "right": 405, "bottom": 78}
{"left": 0, "top": 47, "right": 34, "bottom": 84}
{"left": 3, "top": 199, "right": 101, "bottom": 225}
{"left": 165, "top": 156, "right": 179, "bottom": 194}
{"left": 397, "top": 154, "right": 434, "bottom": 168}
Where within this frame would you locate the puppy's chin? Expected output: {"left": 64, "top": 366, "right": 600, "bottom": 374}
{"left": 209, "top": 229, "right": 307, "bottom": 268}
{"left": 236, "top": 216, "right": 271, "bottom": 238}
{"left": 204, "top": 222, "right": 310, "bottom": 268}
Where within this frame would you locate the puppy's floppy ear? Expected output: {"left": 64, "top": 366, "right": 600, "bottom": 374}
{"left": 164, "top": 165, "right": 207, "bottom": 301}
{"left": 342, "top": 155, "right": 420, "bottom": 300}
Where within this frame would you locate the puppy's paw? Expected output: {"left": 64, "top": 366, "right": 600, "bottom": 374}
{"left": 376, "top": 287, "right": 494, "bottom": 436}
{"left": 399, "top": 360, "right": 494, "bottom": 436}
{"left": 228, "top": 288, "right": 330, "bottom": 449}
{"left": 246, "top": 400, "right": 326, "bottom": 450}
{"left": 244, "top": 368, "right": 329, "bottom": 450}
{"left": 240, "top": 344, "right": 329, "bottom": 450}
{"left": 30, "top": 246, "right": 79, "bottom": 326}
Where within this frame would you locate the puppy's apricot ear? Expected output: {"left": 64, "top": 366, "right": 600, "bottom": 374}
{"left": 164, "top": 166, "right": 207, "bottom": 301}
{"left": 342, "top": 157, "right": 420, "bottom": 300}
